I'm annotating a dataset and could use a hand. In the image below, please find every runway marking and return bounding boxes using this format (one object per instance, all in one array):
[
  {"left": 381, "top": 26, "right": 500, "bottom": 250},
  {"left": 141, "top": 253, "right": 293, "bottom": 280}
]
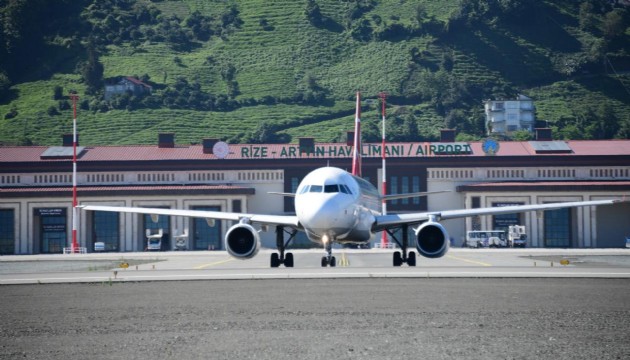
[
  {"left": 446, "top": 254, "right": 492, "bottom": 267},
  {"left": 338, "top": 253, "right": 350, "bottom": 267},
  {"left": 193, "top": 258, "right": 235, "bottom": 269}
]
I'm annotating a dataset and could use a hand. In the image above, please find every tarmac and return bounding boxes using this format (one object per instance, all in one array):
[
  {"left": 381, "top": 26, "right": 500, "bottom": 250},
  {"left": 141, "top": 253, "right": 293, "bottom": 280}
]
[
  {"left": 1, "top": 249, "right": 629, "bottom": 359},
  {"left": 1, "top": 248, "right": 630, "bottom": 284}
]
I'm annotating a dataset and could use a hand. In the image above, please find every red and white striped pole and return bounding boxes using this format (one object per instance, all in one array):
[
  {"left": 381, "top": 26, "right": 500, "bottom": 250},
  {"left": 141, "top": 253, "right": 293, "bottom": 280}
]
[
  {"left": 379, "top": 92, "right": 388, "bottom": 247},
  {"left": 351, "top": 91, "right": 362, "bottom": 177},
  {"left": 69, "top": 93, "right": 79, "bottom": 253}
]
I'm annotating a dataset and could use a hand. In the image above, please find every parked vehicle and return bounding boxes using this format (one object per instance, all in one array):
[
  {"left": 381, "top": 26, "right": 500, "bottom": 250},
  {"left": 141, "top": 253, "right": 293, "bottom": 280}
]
[
  {"left": 145, "top": 228, "right": 163, "bottom": 251},
  {"left": 509, "top": 225, "right": 527, "bottom": 247},
  {"left": 466, "top": 230, "right": 507, "bottom": 248}
]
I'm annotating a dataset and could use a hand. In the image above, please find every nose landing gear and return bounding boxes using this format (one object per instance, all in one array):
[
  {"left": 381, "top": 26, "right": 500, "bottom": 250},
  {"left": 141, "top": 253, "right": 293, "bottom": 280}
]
[{"left": 321, "top": 236, "right": 336, "bottom": 267}]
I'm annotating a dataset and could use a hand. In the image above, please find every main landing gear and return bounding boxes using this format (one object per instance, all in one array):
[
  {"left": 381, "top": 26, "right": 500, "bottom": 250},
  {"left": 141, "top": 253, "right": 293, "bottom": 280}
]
[
  {"left": 386, "top": 224, "right": 416, "bottom": 267},
  {"left": 321, "top": 240, "right": 336, "bottom": 267},
  {"left": 270, "top": 226, "right": 297, "bottom": 268}
]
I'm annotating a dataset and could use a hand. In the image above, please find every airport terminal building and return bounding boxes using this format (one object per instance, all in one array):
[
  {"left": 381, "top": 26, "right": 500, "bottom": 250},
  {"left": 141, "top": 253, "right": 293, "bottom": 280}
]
[{"left": 1, "top": 130, "right": 629, "bottom": 254}]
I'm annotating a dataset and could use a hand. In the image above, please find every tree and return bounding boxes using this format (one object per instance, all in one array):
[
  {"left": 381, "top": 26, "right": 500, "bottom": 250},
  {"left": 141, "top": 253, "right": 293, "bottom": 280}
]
[
  {"left": 603, "top": 9, "right": 625, "bottom": 39},
  {"left": 53, "top": 85, "right": 63, "bottom": 100},
  {"left": 81, "top": 43, "right": 104, "bottom": 94},
  {"left": 402, "top": 114, "right": 419, "bottom": 141},
  {"left": 578, "top": 2, "right": 596, "bottom": 31},
  {"left": 185, "top": 10, "right": 214, "bottom": 41},
  {"left": 445, "top": 109, "right": 465, "bottom": 130},
  {"left": 305, "top": 0, "right": 323, "bottom": 25},
  {"left": 594, "top": 103, "right": 618, "bottom": 139},
  {"left": 510, "top": 130, "right": 533, "bottom": 141},
  {"left": 249, "top": 122, "right": 282, "bottom": 143},
  {"left": 0, "top": 72, "right": 11, "bottom": 100}
]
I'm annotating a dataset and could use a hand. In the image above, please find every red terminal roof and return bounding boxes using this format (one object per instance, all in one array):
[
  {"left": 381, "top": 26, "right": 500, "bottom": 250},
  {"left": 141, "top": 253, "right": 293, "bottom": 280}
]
[{"left": 2, "top": 140, "right": 630, "bottom": 163}]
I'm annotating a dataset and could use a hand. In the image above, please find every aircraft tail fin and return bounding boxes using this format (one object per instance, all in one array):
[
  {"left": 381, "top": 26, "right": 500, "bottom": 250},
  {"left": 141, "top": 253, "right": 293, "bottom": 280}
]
[{"left": 351, "top": 91, "right": 362, "bottom": 177}]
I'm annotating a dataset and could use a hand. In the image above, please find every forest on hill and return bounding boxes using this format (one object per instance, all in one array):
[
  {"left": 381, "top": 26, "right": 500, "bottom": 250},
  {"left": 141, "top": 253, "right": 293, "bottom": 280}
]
[{"left": 1, "top": 0, "right": 629, "bottom": 146}]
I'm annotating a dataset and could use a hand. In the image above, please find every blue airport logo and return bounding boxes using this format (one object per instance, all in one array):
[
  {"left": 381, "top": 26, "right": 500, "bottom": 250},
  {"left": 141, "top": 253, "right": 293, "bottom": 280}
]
[{"left": 482, "top": 138, "right": 500, "bottom": 156}]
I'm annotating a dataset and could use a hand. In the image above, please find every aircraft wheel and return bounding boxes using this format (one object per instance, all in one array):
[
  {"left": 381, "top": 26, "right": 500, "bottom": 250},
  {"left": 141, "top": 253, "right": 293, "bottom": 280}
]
[
  {"left": 407, "top": 251, "right": 416, "bottom": 267},
  {"left": 393, "top": 251, "right": 403, "bottom": 267},
  {"left": 284, "top": 252, "right": 294, "bottom": 268},
  {"left": 270, "top": 253, "right": 280, "bottom": 268},
  {"left": 330, "top": 256, "right": 336, "bottom": 267},
  {"left": 321, "top": 256, "right": 328, "bottom": 267}
]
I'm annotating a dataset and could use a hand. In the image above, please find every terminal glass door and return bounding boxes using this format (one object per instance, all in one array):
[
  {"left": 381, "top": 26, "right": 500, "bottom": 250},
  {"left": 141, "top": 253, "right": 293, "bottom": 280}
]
[
  {"left": 39, "top": 208, "right": 67, "bottom": 254},
  {"left": 93, "top": 211, "right": 119, "bottom": 251},
  {"left": 192, "top": 206, "right": 221, "bottom": 250},
  {"left": 544, "top": 208, "right": 571, "bottom": 247},
  {"left": 0, "top": 209, "right": 14, "bottom": 254}
]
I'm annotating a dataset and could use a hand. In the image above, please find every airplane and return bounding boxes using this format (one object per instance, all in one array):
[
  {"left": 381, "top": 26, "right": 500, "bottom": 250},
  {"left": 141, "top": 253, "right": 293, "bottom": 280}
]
[{"left": 81, "top": 92, "right": 625, "bottom": 268}]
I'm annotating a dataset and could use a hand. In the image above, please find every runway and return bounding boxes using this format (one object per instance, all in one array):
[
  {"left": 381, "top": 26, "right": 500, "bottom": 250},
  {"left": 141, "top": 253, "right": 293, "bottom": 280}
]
[
  {"left": 2, "top": 248, "right": 630, "bottom": 284},
  {"left": 2, "top": 249, "right": 630, "bottom": 359}
]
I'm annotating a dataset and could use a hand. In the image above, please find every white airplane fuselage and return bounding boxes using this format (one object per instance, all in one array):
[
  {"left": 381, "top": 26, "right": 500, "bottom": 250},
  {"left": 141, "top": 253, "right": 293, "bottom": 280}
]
[{"left": 294, "top": 167, "right": 380, "bottom": 244}]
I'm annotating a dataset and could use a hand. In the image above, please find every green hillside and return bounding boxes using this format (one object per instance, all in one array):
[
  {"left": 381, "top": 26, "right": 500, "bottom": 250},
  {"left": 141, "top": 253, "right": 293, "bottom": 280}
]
[{"left": 1, "top": 0, "right": 629, "bottom": 146}]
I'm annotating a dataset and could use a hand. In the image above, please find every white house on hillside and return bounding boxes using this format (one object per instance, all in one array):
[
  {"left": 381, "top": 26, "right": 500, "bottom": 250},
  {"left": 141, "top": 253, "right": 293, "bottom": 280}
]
[
  {"left": 104, "top": 77, "right": 152, "bottom": 100},
  {"left": 484, "top": 95, "right": 535, "bottom": 135}
]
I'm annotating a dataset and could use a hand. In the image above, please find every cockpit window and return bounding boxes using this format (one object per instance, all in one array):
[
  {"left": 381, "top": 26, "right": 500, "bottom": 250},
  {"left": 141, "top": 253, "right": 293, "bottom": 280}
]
[{"left": 303, "top": 184, "right": 352, "bottom": 194}]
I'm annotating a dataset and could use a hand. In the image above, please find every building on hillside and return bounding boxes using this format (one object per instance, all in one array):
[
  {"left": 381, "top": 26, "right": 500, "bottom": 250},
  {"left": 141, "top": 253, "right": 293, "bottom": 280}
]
[
  {"left": 1, "top": 130, "right": 630, "bottom": 255},
  {"left": 485, "top": 94, "right": 535, "bottom": 135},
  {"left": 104, "top": 77, "right": 152, "bottom": 100}
]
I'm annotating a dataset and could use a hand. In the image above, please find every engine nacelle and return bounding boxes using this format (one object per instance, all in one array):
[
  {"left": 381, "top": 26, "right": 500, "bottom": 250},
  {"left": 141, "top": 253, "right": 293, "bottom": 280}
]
[
  {"left": 415, "top": 221, "right": 449, "bottom": 258},
  {"left": 225, "top": 223, "right": 261, "bottom": 259}
]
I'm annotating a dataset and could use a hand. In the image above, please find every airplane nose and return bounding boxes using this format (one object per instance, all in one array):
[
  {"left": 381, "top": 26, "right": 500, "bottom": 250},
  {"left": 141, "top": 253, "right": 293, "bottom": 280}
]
[{"left": 299, "top": 196, "right": 346, "bottom": 231}]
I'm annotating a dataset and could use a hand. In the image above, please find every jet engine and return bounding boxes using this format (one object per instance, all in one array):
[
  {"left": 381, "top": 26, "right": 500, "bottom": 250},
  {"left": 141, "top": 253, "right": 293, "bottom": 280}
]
[
  {"left": 225, "top": 223, "right": 261, "bottom": 259},
  {"left": 415, "top": 221, "right": 449, "bottom": 258}
]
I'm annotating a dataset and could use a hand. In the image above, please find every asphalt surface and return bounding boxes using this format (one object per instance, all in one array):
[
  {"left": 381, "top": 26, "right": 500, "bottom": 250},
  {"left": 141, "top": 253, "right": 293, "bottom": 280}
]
[
  {"left": 2, "top": 249, "right": 630, "bottom": 284},
  {"left": 1, "top": 278, "right": 629, "bottom": 360},
  {"left": 1, "top": 250, "right": 629, "bottom": 359}
]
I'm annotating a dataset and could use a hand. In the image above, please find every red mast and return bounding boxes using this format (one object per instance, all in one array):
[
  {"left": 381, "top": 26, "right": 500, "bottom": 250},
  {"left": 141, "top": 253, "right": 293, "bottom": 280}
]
[
  {"left": 69, "top": 93, "right": 79, "bottom": 253},
  {"left": 351, "top": 91, "right": 362, "bottom": 177},
  {"left": 379, "top": 92, "right": 388, "bottom": 247}
]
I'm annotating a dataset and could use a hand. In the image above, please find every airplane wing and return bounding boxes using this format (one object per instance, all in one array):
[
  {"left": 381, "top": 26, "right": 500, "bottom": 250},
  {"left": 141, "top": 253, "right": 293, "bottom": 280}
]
[
  {"left": 381, "top": 190, "right": 449, "bottom": 201},
  {"left": 268, "top": 192, "right": 296, "bottom": 197},
  {"left": 79, "top": 205, "right": 300, "bottom": 228},
  {"left": 373, "top": 198, "right": 623, "bottom": 232}
]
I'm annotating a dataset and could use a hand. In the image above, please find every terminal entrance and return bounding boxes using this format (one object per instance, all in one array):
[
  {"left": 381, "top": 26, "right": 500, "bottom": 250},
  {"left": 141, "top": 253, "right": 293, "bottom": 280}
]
[
  {"left": 36, "top": 208, "right": 67, "bottom": 254},
  {"left": 544, "top": 208, "right": 572, "bottom": 247},
  {"left": 0, "top": 209, "right": 14, "bottom": 254},
  {"left": 91, "top": 211, "right": 120, "bottom": 252},
  {"left": 143, "top": 212, "right": 170, "bottom": 251}
]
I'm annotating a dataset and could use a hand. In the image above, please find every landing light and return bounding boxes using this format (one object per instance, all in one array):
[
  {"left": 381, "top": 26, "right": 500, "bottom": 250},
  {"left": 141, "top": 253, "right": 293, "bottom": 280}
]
[{"left": 322, "top": 234, "right": 329, "bottom": 245}]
